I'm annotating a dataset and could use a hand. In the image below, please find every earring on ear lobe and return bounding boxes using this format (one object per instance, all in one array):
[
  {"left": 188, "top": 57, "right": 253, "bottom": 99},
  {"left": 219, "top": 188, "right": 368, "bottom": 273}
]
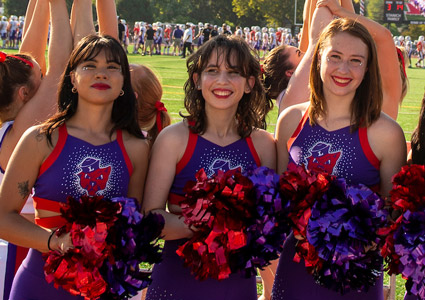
[
  {"left": 71, "top": 87, "right": 77, "bottom": 93},
  {"left": 197, "top": 85, "right": 201, "bottom": 90},
  {"left": 119, "top": 90, "right": 124, "bottom": 96}
]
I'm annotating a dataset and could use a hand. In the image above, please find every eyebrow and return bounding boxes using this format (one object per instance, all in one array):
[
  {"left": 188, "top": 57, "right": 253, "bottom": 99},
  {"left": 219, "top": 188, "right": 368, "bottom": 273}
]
[{"left": 329, "top": 50, "right": 366, "bottom": 59}]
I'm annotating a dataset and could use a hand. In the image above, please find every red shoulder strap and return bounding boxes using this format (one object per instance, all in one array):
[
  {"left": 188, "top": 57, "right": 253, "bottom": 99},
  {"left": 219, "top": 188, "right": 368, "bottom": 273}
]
[
  {"left": 38, "top": 124, "right": 67, "bottom": 177},
  {"left": 176, "top": 130, "right": 197, "bottom": 174},
  {"left": 116, "top": 130, "right": 133, "bottom": 176},
  {"left": 245, "top": 136, "right": 261, "bottom": 167},
  {"left": 359, "top": 127, "right": 380, "bottom": 170},
  {"left": 287, "top": 108, "right": 309, "bottom": 151}
]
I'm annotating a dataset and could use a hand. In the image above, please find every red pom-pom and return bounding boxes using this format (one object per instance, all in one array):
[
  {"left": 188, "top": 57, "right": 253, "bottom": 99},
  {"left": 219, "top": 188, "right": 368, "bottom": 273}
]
[{"left": 177, "top": 168, "right": 255, "bottom": 280}]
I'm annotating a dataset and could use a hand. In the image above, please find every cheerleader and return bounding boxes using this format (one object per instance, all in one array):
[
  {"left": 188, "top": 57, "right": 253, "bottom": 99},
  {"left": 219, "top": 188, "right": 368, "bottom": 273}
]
[
  {"left": 272, "top": 18, "right": 406, "bottom": 300},
  {"left": 142, "top": 34, "right": 275, "bottom": 300},
  {"left": 0, "top": 31, "right": 149, "bottom": 300},
  {"left": 0, "top": 0, "right": 72, "bottom": 297}
]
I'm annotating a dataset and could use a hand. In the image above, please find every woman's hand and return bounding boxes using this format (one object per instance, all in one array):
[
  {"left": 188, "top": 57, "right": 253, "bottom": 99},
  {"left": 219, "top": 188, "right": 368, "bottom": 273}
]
[
  {"left": 316, "top": 0, "right": 343, "bottom": 15},
  {"left": 49, "top": 231, "right": 74, "bottom": 255}
]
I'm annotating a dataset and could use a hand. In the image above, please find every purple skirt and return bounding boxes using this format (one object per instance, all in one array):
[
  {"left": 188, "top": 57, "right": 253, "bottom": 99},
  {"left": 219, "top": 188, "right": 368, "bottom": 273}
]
[
  {"left": 145, "top": 239, "right": 257, "bottom": 300},
  {"left": 271, "top": 233, "right": 384, "bottom": 300},
  {"left": 9, "top": 248, "right": 83, "bottom": 300}
]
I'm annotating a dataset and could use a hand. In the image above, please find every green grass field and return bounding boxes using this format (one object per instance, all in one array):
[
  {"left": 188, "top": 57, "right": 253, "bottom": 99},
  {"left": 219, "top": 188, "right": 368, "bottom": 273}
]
[{"left": 4, "top": 48, "right": 425, "bottom": 298}]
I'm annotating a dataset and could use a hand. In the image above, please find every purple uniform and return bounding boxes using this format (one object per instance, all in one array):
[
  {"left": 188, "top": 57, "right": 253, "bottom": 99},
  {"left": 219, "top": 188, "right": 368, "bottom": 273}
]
[
  {"left": 146, "top": 130, "right": 261, "bottom": 300},
  {"left": 272, "top": 109, "right": 383, "bottom": 300},
  {"left": 10, "top": 124, "right": 132, "bottom": 300}
]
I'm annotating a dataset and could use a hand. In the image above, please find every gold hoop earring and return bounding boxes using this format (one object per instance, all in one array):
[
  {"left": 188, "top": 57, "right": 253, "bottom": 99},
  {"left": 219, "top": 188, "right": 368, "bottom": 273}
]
[
  {"left": 71, "top": 87, "right": 77, "bottom": 93},
  {"left": 119, "top": 90, "right": 124, "bottom": 96}
]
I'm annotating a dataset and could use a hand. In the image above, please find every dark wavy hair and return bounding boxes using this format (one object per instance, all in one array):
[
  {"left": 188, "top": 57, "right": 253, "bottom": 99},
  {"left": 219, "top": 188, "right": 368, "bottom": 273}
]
[
  {"left": 309, "top": 18, "right": 382, "bottom": 132},
  {"left": 411, "top": 91, "right": 425, "bottom": 164},
  {"left": 0, "top": 53, "right": 35, "bottom": 111},
  {"left": 263, "top": 45, "right": 294, "bottom": 100},
  {"left": 182, "top": 35, "right": 273, "bottom": 138},
  {"left": 42, "top": 35, "right": 143, "bottom": 144}
]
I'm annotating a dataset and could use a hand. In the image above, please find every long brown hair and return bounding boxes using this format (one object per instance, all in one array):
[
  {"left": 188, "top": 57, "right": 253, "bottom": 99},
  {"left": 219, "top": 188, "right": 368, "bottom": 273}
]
[
  {"left": 183, "top": 35, "right": 272, "bottom": 138},
  {"left": 309, "top": 18, "right": 382, "bottom": 131},
  {"left": 130, "top": 64, "right": 171, "bottom": 144},
  {"left": 0, "top": 53, "right": 35, "bottom": 111},
  {"left": 42, "top": 35, "right": 143, "bottom": 144},
  {"left": 263, "top": 45, "right": 293, "bottom": 100},
  {"left": 411, "top": 91, "right": 425, "bottom": 164}
]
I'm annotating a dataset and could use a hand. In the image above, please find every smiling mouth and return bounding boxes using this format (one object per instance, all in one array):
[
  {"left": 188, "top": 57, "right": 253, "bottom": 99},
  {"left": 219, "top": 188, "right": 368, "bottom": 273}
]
[
  {"left": 213, "top": 90, "right": 232, "bottom": 97},
  {"left": 332, "top": 76, "right": 351, "bottom": 86}
]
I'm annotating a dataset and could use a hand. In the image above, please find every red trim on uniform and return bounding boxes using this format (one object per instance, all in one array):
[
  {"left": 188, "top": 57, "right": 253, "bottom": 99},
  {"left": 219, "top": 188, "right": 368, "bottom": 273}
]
[
  {"left": 359, "top": 127, "right": 380, "bottom": 170},
  {"left": 245, "top": 136, "right": 261, "bottom": 167},
  {"left": 33, "top": 196, "right": 62, "bottom": 213},
  {"left": 14, "top": 246, "right": 29, "bottom": 273},
  {"left": 116, "top": 130, "right": 133, "bottom": 176},
  {"left": 287, "top": 109, "right": 310, "bottom": 151},
  {"left": 176, "top": 131, "right": 198, "bottom": 175},
  {"left": 168, "top": 193, "right": 185, "bottom": 206},
  {"left": 35, "top": 215, "right": 66, "bottom": 229},
  {"left": 38, "top": 124, "right": 67, "bottom": 177}
]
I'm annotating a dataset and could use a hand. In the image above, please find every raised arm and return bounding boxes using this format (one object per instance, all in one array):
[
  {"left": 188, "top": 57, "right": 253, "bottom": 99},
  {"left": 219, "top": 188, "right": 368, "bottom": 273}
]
[
  {"left": 70, "top": 0, "right": 95, "bottom": 47},
  {"left": 19, "top": 0, "right": 50, "bottom": 75},
  {"left": 299, "top": 0, "right": 319, "bottom": 52},
  {"left": 279, "top": 6, "right": 333, "bottom": 114},
  {"left": 317, "top": 0, "right": 402, "bottom": 119},
  {"left": 8, "top": 0, "right": 72, "bottom": 165},
  {"left": 96, "top": 0, "right": 119, "bottom": 40}
]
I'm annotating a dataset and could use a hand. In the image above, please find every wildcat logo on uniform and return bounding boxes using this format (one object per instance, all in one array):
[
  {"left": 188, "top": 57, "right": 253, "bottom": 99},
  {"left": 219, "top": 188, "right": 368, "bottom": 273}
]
[
  {"left": 306, "top": 142, "right": 341, "bottom": 174},
  {"left": 208, "top": 159, "right": 242, "bottom": 176},
  {"left": 77, "top": 157, "right": 112, "bottom": 196}
]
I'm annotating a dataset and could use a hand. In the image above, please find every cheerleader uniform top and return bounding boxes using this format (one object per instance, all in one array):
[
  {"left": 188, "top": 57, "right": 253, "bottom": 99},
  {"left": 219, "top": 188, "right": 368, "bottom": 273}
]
[
  {"left": 168, "top": 130, "right": 261, "bottom": 205},
  {"left": 32, "top": 124, "right": 133, "bottom": 229},
  {"left": 0, "top": 121, "right": 34, "bottom": 215},
  {"left": 0, "top": 121, "right": 13, "bottom": 181},
  {"left": 287, "top": 109, "right": 380, "bottom": 188}
]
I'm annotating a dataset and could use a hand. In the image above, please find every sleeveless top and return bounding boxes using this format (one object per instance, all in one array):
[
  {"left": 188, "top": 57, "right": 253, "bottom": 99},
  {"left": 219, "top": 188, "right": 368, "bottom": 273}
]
[
  {"left": 0, "top": 121, "right": 34, "bottom": 214},
  {"left": 287, "top": 109, "right": 380, "bottom": 188},
  {"left": 0, "top": 121, "right": 13, "bottom": 177},
  {"left": 33, "top": 124, "right": 133, "bottom": 228},
  {"left": 168, "top": 131, "right": 261, "bottom": 205}
]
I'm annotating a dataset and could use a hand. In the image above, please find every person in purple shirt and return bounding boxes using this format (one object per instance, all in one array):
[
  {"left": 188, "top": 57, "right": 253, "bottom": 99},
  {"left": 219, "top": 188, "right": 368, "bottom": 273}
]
[
  {"left": 273, "top": 18, "right": 406, "bottom": 300},
  {"left": 142, "top": 34, "right": 275, "bottom": 300}
]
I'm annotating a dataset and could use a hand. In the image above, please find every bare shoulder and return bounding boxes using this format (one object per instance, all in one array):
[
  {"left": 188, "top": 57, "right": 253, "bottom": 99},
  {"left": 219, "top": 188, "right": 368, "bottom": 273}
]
[
  {"left": 276, "top": 102, "right": 309, "bottom": 139},
  {"left": 368, "top": 112, "right": 406, "bottom": 160},
  {"left": 152, "top": 121, "right": 190, "bottom": 154},
  {"left": 368, "top": 112, "right": 404, "bottom": 142},
  {"left": 15, "top": 125, "right": 54, "bottom": 160},
  {"left": 121, "top": 131, "right": 150, "bottom": 153},
  {"left": 251, "top": 128, "right": 276, "bottom": 169},
  {"left": 250, "top": 128, "right": 274, "bottom": 145}
]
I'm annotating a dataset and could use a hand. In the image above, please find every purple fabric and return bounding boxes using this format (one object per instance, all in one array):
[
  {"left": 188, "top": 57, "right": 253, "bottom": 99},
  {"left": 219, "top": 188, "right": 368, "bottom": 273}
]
[
  {"left": 170, "top": 135, "right": 258, "bottom": 195},
  {"left": 9, "top": 249, "right": 83, "bottom": 300},
  {"left": 12, "top": 127, "right": 132, "bottom": 299},
  {"left": 272, "top": 119, "right": 384, "bottom": 299},
  {"left": 33, "top": 129, "right": 130, "bottom": 203},
  {"left": 271, "top": 234, "right": 384, "bottom": 300},
  {"left": 145, "top": 239, "right": 257, "bottom": 300},
  {"left": 288, "top": 120, "right": 380, "bottom": 187}
]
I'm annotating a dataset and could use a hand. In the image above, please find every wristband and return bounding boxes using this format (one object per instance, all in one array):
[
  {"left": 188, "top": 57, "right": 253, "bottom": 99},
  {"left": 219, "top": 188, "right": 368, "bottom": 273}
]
[{"left": 47, "top": 229, "right": 57, "bottom": 251}]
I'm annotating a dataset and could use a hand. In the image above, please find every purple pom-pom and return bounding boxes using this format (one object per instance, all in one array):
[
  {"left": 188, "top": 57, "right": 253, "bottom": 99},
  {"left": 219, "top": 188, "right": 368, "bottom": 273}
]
[
  {"left": 307, "top": 178, "right": 387, "bottom": 294},
  {"left": 100, "top": 197, "right": 164, "bottom": 299},
  {"left": 238, "top": 166, "right": 291, "bottom": 277}
]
